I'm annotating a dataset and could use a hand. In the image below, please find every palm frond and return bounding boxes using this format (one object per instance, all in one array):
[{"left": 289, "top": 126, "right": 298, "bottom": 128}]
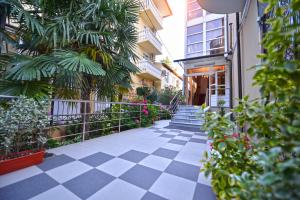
[
  {"left": 54, "top": 50, "right": 106, "bottom": 76},
  {"left": 0, "top": 79, "right": 52, "bottom": 100},
  {"left": 4, "top": 0, "right": 45, "bottom": 35},
  {"left": 5, "top": 54, "right": 57, "bottom": 80}
]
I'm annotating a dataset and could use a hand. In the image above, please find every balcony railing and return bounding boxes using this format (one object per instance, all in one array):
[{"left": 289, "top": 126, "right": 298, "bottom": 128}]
[
  {"left": 138, "top": 59, "right": 162, "bottom": 80},
  {"left": 140, "top": 0, "right": 163, "bottom": 29},
  {"left": 138, "top": 28, "right": 162, "bottom": 54}
]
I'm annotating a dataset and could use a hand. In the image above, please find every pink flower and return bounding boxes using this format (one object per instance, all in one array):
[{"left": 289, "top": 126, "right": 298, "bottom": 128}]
[
  {"left": 209, "top": 142, "right": 213, "bottom": 150},
  {"left": 143, "top": 100, "right": 147, "bottom": 103},
  {"left": 144, "top": 110, "right": 149, "bottom": 115},
  {"left": 143, "top": 105, "right": 147, "bottom": 109},
  {"left": 232, "top": 133, "right": 240, "bottom": 138}
]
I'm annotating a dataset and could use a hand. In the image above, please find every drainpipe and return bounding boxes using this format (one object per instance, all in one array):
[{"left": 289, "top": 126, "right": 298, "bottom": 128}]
[
  {"left": 236, "top": 12, "right": 243, "bottom": 100},
  {"left": 228, "top": 22, "right": 233, "bottom": 109}
]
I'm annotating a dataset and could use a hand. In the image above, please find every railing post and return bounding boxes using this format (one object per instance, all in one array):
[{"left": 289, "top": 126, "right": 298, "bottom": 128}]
[
  {"left": 119, "top": 104, "right": 121, "bottom": 133},
  {"left": 139, "top": 104, "right": 142, "bottom": 127},
  {"left": 82, "top": 101, "right": 86, "bottom": 142}
]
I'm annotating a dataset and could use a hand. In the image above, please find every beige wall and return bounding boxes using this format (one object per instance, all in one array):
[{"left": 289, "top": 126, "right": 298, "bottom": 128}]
[
  {"left": 229, "top": 0, "right": 261, "bottom": 106},
  {"left": 129, "top": 1, "right": 172, "bottom": 99}
]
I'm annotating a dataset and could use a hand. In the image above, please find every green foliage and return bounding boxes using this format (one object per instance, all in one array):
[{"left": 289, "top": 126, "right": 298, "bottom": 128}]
[
  {"left": 202, "top": 111, "right": 260, "bottom": 199},
  {"left": 146, "top": 89, "right": 158, "bottom": 103},
  {"left": 201, "top": 1, "right": 300, "bottom": 199},
  {"left": 136, "top": 87, "right": 151, "bottom": 98},
  {"left": 158, "top": 86, "right": 182, "bottom": 105},
  {"left": 0, "top": 96, "right": 49, "bottom": 155},
  {"left": 217, "top": 99, "right": 226, "bottom": 116},
  {"left": 0, "top": 0, "right": 140, "bottom": 99}
]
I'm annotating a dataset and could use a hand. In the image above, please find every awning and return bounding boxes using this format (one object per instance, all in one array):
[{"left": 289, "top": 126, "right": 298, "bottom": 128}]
[{"left": 197, "top": 0, "right": 246, "bottom": 14}]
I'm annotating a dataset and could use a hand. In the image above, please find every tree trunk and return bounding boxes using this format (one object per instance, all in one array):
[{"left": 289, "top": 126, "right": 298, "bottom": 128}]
[{"left": 0, "top": 4, "right": 8, "bottom": 53}]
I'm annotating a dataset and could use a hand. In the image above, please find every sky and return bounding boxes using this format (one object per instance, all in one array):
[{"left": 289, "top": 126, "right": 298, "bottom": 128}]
[{"left": 157, "top": 0, "right": 185, "bottom": 64}]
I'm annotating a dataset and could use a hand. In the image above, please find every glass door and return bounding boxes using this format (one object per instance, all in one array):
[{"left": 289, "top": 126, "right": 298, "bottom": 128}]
[{"left": 209, "top": 70, "right": 226, "bottom": 106}]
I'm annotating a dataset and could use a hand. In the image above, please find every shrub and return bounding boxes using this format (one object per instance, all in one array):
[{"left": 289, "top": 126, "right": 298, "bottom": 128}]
[
  {"left": 0, "top": 96, "right": 49, "bottom": 156},
  {"left": 158, "top": 86, "right": 182, "bottom": 105},
  {"left": 136, "top": 87, "right": 151, "bottom": 98},
  {"left": 201, "top": 1, "right": 300, "bottom": 199}
]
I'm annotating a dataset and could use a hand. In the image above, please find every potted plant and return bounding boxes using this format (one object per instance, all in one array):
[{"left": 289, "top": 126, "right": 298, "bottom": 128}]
[{"left": 0, "top": 96, "right": 49, "bottom": 175}]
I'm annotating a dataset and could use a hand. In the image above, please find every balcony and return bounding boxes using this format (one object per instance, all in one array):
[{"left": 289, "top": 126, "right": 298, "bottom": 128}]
[
  {"left": 140, "top": 0, "right": 163, "bottom": 30},
  {"left": 138, "top": 59, "right": 162, "bottom": 80},
  {"left": 138, "top": 28, "right": 162, "bottom": 55}
]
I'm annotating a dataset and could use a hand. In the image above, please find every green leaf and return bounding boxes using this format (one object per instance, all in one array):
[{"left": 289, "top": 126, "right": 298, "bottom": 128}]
[
  {"left": 54, "top": 50, "right": 106, "bottom": 76},
  {"left": 218, "top": 142, "right": 227, "bottom": 151}
]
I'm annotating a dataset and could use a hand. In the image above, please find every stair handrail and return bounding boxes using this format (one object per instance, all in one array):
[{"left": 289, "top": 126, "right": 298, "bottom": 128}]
[{"left": 169, "top": 91, "right": 181, "bottom": 115}]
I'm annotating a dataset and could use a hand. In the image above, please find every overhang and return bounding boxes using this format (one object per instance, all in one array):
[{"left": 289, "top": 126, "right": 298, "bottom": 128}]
[
  {"left": 153, "top": 0, "right": 172, "bottom": 17},
  {"left": 197, "top": 0, "right": 246, "bottom": 14}
]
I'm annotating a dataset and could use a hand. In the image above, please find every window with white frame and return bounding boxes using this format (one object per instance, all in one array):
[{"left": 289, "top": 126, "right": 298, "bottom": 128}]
[
  {"left": 187, "top": 0, "right": 202, "bottom": 20},
  {"left": 186, "top": 24, "right": 204, "bottom": 56},
  {"left": 206, "top": 18, "right": 225, "bottom": 55}
]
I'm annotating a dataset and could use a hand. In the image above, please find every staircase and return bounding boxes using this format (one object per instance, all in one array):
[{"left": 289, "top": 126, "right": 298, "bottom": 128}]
[{"left": 169, "top": 105, "right": 209, "bottom": 132}]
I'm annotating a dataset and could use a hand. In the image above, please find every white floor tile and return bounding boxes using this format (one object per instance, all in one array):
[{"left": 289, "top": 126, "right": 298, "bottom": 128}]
[
  {"left": 87, "top": 179, "right": 146, "bottom": 200},
  {"left": 149, "top": 173, "right": 196, "bottom": 200},
  {"left": 46, "top": 161, "right": 92, "bottom": 183},
  {"left": 96, "top": 158, "right": 135, "bottom": 177}
]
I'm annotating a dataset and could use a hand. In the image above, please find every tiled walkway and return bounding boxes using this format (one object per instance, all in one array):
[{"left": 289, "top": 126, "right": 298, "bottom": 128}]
[{"left": 0, "top": 120, "right": 215, "bottom": 200}]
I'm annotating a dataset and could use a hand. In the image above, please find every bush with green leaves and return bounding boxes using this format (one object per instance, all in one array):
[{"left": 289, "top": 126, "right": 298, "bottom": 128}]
[
  {"left": 0, "top": 96, "right": 49, "bottom": 156},
  {"left": 201, "top": 0, "right": 300, "bottom": 199},
  {"left": 158, "top": 86, "right": 182, "bottom": 105},
  {"left": 136, "top": 87, "right": 151, "bottom": 98},
  {"left": 202, "top": 109, "right": 260, "bottom": 199}
]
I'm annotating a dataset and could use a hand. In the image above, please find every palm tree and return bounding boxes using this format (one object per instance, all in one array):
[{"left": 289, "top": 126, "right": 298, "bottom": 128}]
[{"left": 0, "top": 0, "right": 140, "bottom": 100}]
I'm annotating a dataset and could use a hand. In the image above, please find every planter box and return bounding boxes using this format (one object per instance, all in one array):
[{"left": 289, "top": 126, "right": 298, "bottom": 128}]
[{"left": 0, "top": 149, "right": 45, "bottom": 175}]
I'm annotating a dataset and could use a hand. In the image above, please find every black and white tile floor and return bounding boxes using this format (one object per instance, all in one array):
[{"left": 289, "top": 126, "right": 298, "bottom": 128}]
[{"left": 0, "top": 120, "right": 215, "bottom": 200}]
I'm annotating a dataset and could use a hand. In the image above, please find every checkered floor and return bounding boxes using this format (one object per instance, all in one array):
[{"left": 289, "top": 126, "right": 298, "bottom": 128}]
[{"left": 0, "top": 120, "right": 215, "bottom": 200}]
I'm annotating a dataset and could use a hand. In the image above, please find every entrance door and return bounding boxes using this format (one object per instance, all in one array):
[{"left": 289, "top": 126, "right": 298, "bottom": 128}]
[{"left": 209, "top": 70, "right": 227, "bottom": 107}]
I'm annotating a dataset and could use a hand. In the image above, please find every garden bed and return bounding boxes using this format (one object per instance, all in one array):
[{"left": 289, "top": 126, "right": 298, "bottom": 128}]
[{"left": 0, "top": 149, "right": 45, "bottom": 175}]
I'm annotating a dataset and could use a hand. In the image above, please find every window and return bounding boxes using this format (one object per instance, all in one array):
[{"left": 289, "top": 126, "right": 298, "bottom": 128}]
[
  {"left": 205, "top": 18, "right": 225, "bottom": 55},
  {"left": 206, "top": 29, "right": 224, "bottom": 40},
  {"left": 187, "top": 0, "right": 202, "bottom": 20},
  {"left": 206, "top": 19, "right": 224, "bottom": 31},
  {"left": 187, "top": 24, "right": 203, "bottom": 35},
  {"left": 186, "top": 23, "right": 204, "bottom": 55},
  {"left": 188, "top": 9, "right": 203, "bottom": 20},
  {"left": 187, "top": 33, "right": 203, "bottom": 44},
  {"left": 217, "top": 71, "right": 225, "bottom": 95},
  {"left": 187, "top": 43, "right": 203, "bottom": 54},
  {"left": 188, "top": 1, "right": 200, "bottom": 11}
]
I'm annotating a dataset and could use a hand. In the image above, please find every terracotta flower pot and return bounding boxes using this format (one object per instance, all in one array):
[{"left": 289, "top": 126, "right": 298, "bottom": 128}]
[{"left": 0, "top": 149, "right": 45, "bottom": 175}]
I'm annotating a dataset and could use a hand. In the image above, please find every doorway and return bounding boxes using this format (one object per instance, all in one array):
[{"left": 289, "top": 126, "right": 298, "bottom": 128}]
[{"left": 192, "top": 75, "right": 209, "bottom": 105}]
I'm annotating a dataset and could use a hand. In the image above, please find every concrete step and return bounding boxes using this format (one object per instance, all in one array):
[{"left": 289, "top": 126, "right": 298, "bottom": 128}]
[
  {"left": 169, "top": 122, "right": 204, "bottom": 132},
  {"left": 173, "top": 113, "right": 204, "bottom": 118},
  {"left": 177, "top": 108, "right": 202, "bottom": 112},
  {"left": 171, "top": 119, "right": 204, "bottom": 125},
  {"left": 173, "top": 115, "right": 200, "bottom": 120}
]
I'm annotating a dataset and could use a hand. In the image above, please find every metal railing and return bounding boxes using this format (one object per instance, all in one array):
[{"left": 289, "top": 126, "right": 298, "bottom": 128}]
[
  {"left": 169, "top": 91, "right": 182, "bottom": 115},
  {"left": 0, "top": 96, "right": 171, "bottom": 152},
  {"left": 138, "top": 59, "right": 162, "bottom": 79},
  {"left": 138, "top": 28, "right": 162, "bottom": 52}
]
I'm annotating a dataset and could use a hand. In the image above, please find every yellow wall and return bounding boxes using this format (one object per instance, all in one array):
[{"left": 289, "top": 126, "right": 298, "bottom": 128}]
[{"left": 229, "top": 0, "right": 261, "bottom": 106}]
